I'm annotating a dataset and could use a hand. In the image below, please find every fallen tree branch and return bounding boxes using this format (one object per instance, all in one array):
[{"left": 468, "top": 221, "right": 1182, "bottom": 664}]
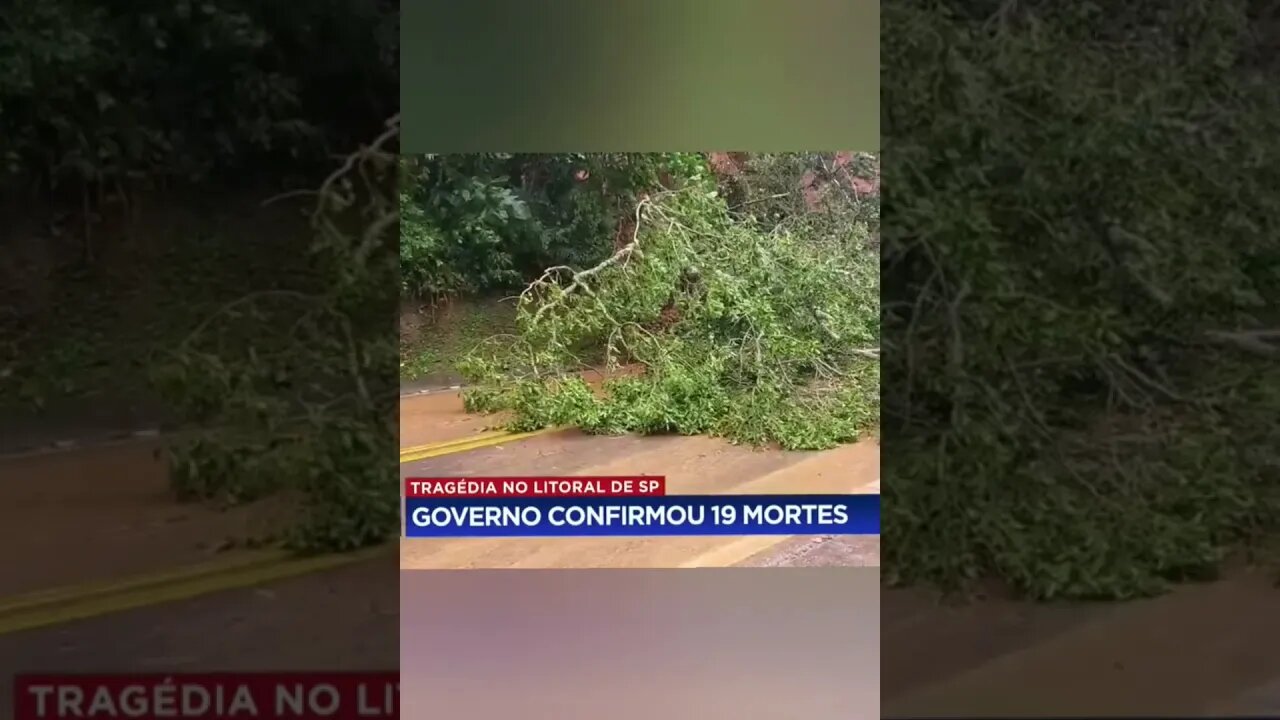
[
  {"left": 525, "top": 197, "right": 652, "bottom": 324},
  {"left": 1205, "top": 329, "right": 1280, "bottom": 358}
]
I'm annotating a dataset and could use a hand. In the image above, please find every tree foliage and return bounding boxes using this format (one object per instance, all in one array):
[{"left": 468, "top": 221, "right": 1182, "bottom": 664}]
[
  {"left": 455, "top": 156, "right": 881, "bottom": 451},
  {"left": 883, "top": 0, "right": 1280, "bottom": 599},
  {"left": 1, "top": 0, "right": 397, "bottom": 190},
  {"left": 151, "top": 119, "right": 400, "bottom": 552},
  {"left": 399, "top": 153, "right": 711, "bottom": 299},
  {"left": 2, "top": 3, "right": 399, "bottom": 551}
]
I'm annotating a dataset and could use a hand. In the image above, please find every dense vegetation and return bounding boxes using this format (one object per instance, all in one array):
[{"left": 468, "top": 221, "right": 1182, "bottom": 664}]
[
  {"left": 401, "top": 152, "right": 882, "bottom": 451},
  {"left": 2, "top": 2, "right": 400, "bottom": 552},
  {"left": 1, "top": 0, "right": 396, "bottom": 191},
  {"left": 156, "top": 122, "right": 399, "bottom": 551},
  {"left": 2, "top": 1, "right": 397, "bottom": 401},
  {"left": 882, "top": 0, "right": 1280, "bottom": 598},
  {"left": 399, "top": 153, "right": 707, "bottom": 300}
]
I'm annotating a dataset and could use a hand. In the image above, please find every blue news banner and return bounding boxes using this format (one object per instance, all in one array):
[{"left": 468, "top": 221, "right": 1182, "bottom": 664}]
[{"left": 403, "top": 494, "right": 880, "bottom": 538}]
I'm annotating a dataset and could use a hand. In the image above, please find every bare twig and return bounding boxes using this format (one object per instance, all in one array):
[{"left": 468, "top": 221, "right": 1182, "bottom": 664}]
[
  {"left": 525, "top": 196, "right": 652, "bottom": 323},
  {"left": 728, "top": 192, "right": 792, "bottom": 210},
  {"left": 179, "top": 290, "right": 316, "bottom": 349},
  {"left": 1205, "top": 329, "right": 1280, "bottom": 358},
  {"left": 260, "top": 189, "right": 318, "bottom": 207}
]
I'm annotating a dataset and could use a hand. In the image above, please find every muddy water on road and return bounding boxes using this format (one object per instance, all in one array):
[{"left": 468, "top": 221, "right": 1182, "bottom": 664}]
[
  {"left": 0, "top": 440, "right": 291, "bottom": 597},
  {"left": 398, "top": 368, "right": 644, "bottom": 448},
  {"left": 399, "top": 390, "right": 505, "bottom": 448},
  {"left": 883, "top": 567, "right": 1280, "bottom": 717}
]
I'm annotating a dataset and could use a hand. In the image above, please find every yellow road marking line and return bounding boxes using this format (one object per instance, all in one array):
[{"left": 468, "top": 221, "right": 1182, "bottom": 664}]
[
  {"left": 399, "top": 427, "right": 560, "bottom": 464},
  {"left": 0, "top": 545, "right": 390, "bottom": 636},
  {"left": 400, "top": 430, "right": 507, "bottom": 458}
]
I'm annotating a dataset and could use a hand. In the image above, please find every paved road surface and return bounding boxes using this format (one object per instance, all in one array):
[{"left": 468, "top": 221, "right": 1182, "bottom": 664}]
[
  {"left": 0, "top": 556, "right": 397, "bottom": 710},
  {"left": 0, "top": 396, "right": 169, "bottom": 456},
  {"left": 1217, "top": 675, "right": 1280, "bottom": 716},
  {"left": 882, "top": 567, "right": 1280, "bottom": 717},
  {"left": 400, "top": 388, "right": 500, "bottom": 448},
  {"left": 0, "top": 436, "right": 394, "bottom": 711},
  {"left": 738, "top": 535, "right": 880, "bottom": 567},
  {"left": 0, "top": 439, "right": 292, "bottom": 597}
]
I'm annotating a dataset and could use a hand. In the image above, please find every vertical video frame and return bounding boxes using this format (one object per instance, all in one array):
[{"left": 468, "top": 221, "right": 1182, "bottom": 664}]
[
  {"left": 398, "top": 152, "right": 882, "bottom": 719},
  {"left": 398, "top": 152, "right": 881, "bottom": 570}
]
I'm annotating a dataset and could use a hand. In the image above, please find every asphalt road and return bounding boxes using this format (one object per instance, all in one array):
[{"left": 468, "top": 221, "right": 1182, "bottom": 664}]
[
  {"left": 0, "top": 438, "right": 293, "bottom": 597},
  {"left": 882, "top": 567, "right": 1280, "bottom": 717},
  {"left": 0, "top": 556, "right": 397, "bottom": 711}
]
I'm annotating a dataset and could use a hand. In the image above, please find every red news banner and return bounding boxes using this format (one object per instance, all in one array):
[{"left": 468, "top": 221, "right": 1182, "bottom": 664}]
[
  {"left": 14, "top": 673, "right": 397, "bottom": 720},
  {"left": 404, "top": 475, "right": 666, "bottom": 498}
]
